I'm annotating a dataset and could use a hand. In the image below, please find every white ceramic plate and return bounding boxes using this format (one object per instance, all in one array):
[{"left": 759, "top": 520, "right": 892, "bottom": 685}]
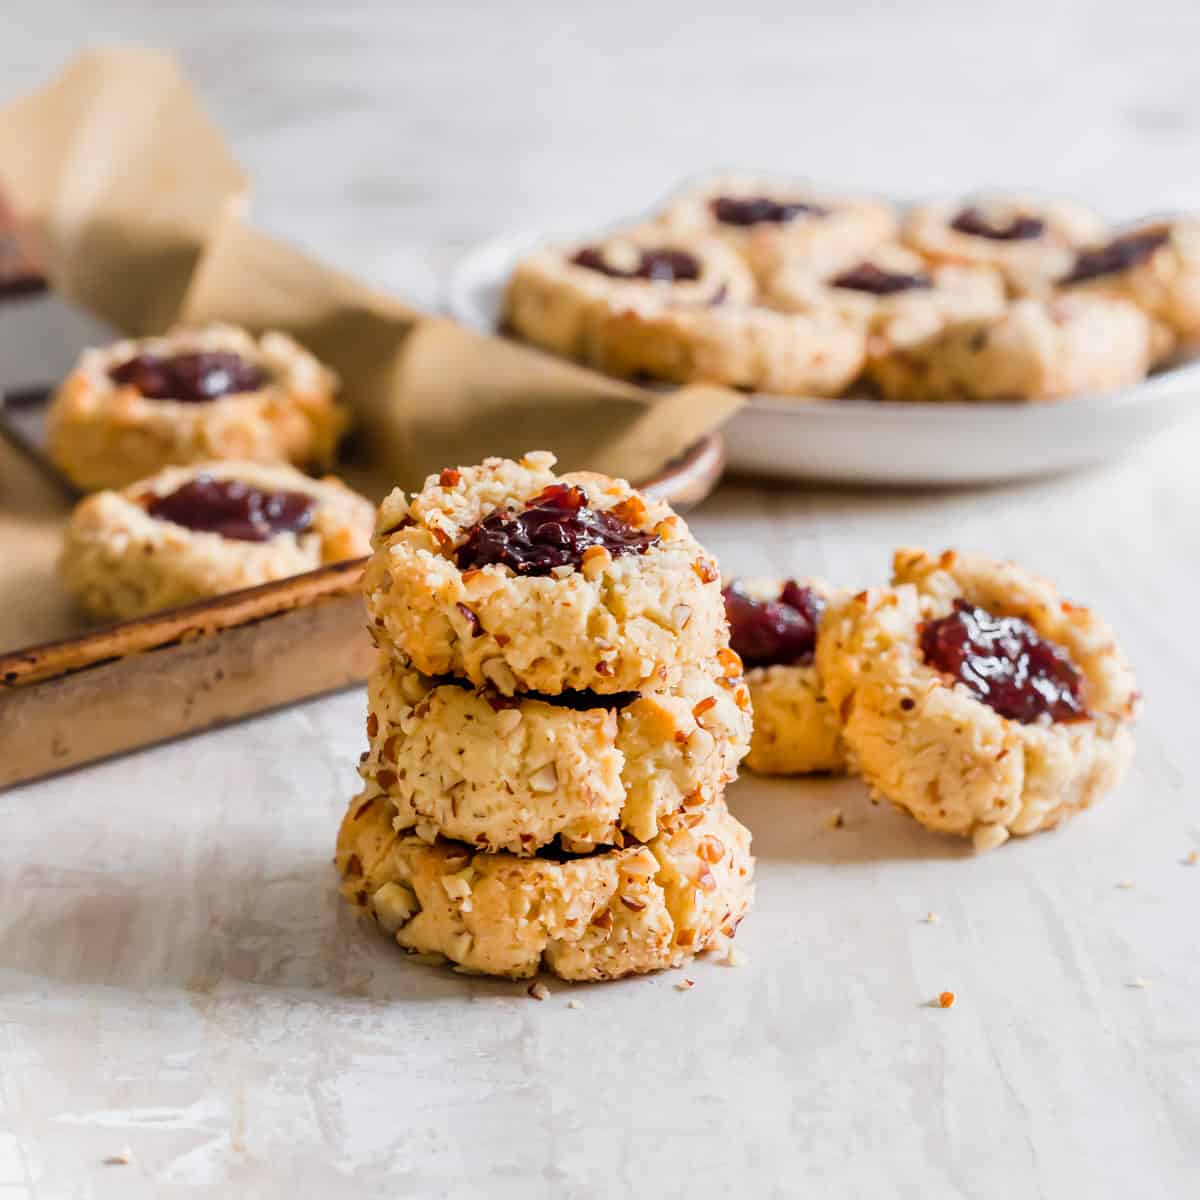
[{"left": 447, "top": 229, "right": 1200, "bottom": 485}]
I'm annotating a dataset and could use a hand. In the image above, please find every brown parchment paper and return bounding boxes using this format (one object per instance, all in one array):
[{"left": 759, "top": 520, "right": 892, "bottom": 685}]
[
  {"left": 0, "top": 49, "right": 248, "bottom": 333},
  {"left": 0, "top": 49, "right": 743, "bottom": 657}
]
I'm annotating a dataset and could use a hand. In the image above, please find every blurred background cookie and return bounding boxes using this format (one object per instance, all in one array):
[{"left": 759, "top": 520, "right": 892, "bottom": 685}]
[
  {"left": 903, "top": 192, "right": 1106, "bottom": 295},
  {"left": 47, "top": 324, "right": 346, "bottom": 490},
  {"left": 657, "top": 173, "right": 897, "bottom": 281},
  {"left": 60, "top": 461, "right": 373, "bottom": 621}
]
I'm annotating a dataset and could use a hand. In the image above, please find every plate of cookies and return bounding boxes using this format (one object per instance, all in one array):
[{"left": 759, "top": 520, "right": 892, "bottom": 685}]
[{"left": 448, "top": 175, "right": 1200, "bottom": 485}]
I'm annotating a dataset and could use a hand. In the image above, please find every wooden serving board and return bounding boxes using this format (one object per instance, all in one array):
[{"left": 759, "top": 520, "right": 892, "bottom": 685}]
[{"left": 0, "top": 434, "right": 723, "bottom": 790}]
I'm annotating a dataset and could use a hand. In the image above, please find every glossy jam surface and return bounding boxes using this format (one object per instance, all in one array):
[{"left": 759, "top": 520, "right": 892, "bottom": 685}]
[
  {"left": 147, "top": 476, "right": 316, "bottom": 543},
  {"left": 723, "top": 580, "right": 825, "bottom": 667},
  {"left": 454, "top": 484, "right": 658, "bottom": 576},
  {"left": 109, "top": 351, "right": 268, "bottom": 402},
  {"left": 831, "top": 262, "right": 933, "bottom": 295},
  {"left": 570, "top": 246, "right": 701, "bottom": 282},
  {"left": 710, "top": 196, "right": 826, "bottom": 226},
  {"left": 950, "top": 207, "right": 1046, "bottom": 241},
  {"left": 1062, "top": 227, "right": 1171, "bottom": 284},
  {"left": 919, "top": 599, "right": 1087, "bottom": 724}
]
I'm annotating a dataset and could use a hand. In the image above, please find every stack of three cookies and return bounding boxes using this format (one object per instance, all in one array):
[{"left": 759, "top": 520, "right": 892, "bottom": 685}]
[{"left": 336, "top": 452, "right": 755, "bottom": 981}]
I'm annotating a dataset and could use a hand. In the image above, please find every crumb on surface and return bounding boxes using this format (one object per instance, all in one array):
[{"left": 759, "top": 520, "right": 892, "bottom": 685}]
[
  {"left": 1116, "top": 880, "right": 1135, "bottom": 890},
  {"left": 1128, "top": 976, "right": 1149, "bottom": 989},
  {"left": 938, "top": 990, "right": 956, "bottom": 1009},
  {"left": 724, "top": 946, "right": 747, "bottom": 968},
  {"left": 923, "top": 911, "right": 939, "bottom": 924},
  {"left": 104, "top": 1146, "right": 134, "bottom": 1166},
  {"left": 527, "top": 981, "right": 549, "bottom": 1001},
  {"left": 1184, "top": 850, "right": 1198, "bottom": 866},
  {"left": 567, "top": 997, "right": 584, "bottom": 1010},
  {"left": 676, "top": 978, "right": 695, "bottom": 991},
  {"left": 826, "top": 808, "right": 845, "bottom": 830}
]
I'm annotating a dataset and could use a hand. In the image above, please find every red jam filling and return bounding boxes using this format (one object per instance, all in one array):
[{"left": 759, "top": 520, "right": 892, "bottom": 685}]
[
  {"left": 950, "top": 208, "right": 1046, "bottom": 241},
  {"left": 723, "top": 580, "right": 825, "bottom": 667},
  {"left": 919, "top": 599, "right": 1088, "bottom": 724},
  {"left": 710, "top": 196, "right": 827, "bottom": 226},
  {"left": 570, "top": 246, "right": 701, "bottom": 282},
  {"left": 109, "top": 351, "right": 268, "bottom": 402},
  {"left": 831, "top": 262, "right": 934, "bottom": 295},
  {"left": 454, "top": 484, "right": 658, "bottom": 576},
  {"left": 1061, "top": 227, "right": 1171, "bottom": 284},
  {"left": 147, "top": 476, "right": 315, "bottom": 543}
]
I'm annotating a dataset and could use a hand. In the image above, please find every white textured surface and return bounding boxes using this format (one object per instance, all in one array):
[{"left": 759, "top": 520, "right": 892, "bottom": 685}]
[{"left": 3, "top": 4, "right": 1200, "bottom": 1197}]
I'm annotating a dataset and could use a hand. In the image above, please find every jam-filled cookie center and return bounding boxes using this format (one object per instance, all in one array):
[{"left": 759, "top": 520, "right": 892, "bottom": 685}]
[
  {"left": 950, "top": 208, "right": 1046, "bottom": 242},
  {"left": 831, "top": 262, "right": 934, "bottom": 295},
  {"left": 109, "top": 351, "right": 269, "bottom": 402},
  {"left": 1062, "top": 226, "right": 1171, "bottom": 284},
  {"left": 147, "top": 476, "right": 316, "bottom": 543},
  {"left": 919, "top": 599, "right": 1087, "bottom": 724},
  {"left": 723, "top": 580, "right": 825, "bottom": 667},
  {"left": 570, "top": 246, "right": 701, "bottom": 282},
  {"left": 710, "top": 196, "right": 827, "bottom": 227},
  {"left": 454, "top": 483, "right": 659, "bottom": 576}
]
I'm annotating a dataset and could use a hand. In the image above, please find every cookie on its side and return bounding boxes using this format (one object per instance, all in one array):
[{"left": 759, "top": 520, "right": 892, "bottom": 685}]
[
  {"left": 817, "top": 548, "right": 1139, "bottom": 850},
  {"left": 60, "top": 461, "right": 374, "bottom": 621},
  {"left": 903, "top": 193, "right": 1106, "bottom": 295},
  {"left": 724, "top": 578, "right": 847, "bottom": 776},
  {"left": 337, "top": 791, "right": 754, "bottom": 981},
  {"left": 869, "top": 294, "right": 1152, "bottom": 402},
  {"left": 360, "top": 652, "right": 752, "bottom": 855},
  {"left": 363, "top": 452, "right": 727, "bottom": 696},
  {"left": 657, "top": 174, "right": 897, "bottom": 281},
  {"left": 47, "top": 324, "right": 347, "bottom": 492}
]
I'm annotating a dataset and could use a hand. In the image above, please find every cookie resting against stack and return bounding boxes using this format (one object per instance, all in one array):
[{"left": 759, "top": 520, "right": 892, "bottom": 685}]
[{"left": 337, "top": 452, "right": 755, "bottom": 981}]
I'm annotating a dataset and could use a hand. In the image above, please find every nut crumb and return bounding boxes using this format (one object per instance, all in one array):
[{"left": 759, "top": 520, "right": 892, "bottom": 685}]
[
  {"left": 938, "top": 991, "right": 956, "bottom": 1009},
  {"left": 528, "top": 981, "right": 550, "bottom": 1001},
  {"left": 724, "top": 946, "right": 748, "bottom": 968},
  {"left": 1184, "top": 851, "right": 1199, "bottom": 866},
  {"left": 676, "top": 978, "right": 695, "bottom": 991},
  {"left": 923, "top": 911, "right": 939, "bottom": 924},
  {"left": 826, "top": 808, "right": 844, "bottom": 830},
  {"left": 567, "top": 997, "right": 584, "bottom": 1010},
  {"left": 1116, "top": 880, "right": 1135, "bottom": 890},
  {"left": 104, "top": 1146, "right": 134, "bottom": 1166},
  {"left": 1128, "top": 976, "right": 1149, "bottom": 989}
]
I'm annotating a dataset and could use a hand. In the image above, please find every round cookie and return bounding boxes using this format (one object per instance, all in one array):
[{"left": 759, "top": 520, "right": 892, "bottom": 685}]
[
  {"left": 586, "top": 300, "right": 866, "bottom": 397},
  {"left": 502, "top": 225, "right": 754, "bottom": 362},
  {"left": 817, "top": 548, "right": 1139, "bottom": 851},
  {"left": 656, "top": 174, "right": 897, "bottom": 281},
  {"left": 363, "top": 451, "right": 727, "bottom": 696},
  {"left": 336, "top": 791, "right": 755, "bottom": 981},
  {"left": 903, "top": 193, "right": 1107, "bottom": 295},
  {"left": 60, "top": 460, "right": 374, "bottom": 621},
  {"left": 762, "top": 242, "right": 1006, "bottom": 362},
  {"left": 724, "top": 578, "right": 847, "bottom": 776},
  {"left": 360, "top": 651, "right": 751, "bottom": 855},
  {"left": 1059, "top": 219, "right": 1200, "bottom": 357},
  {"left": 869, "top": 294, "right": 1152, "bottom": 402},
  {"left": 47, "top": 324, "right": 347, "bottom": 491}
]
